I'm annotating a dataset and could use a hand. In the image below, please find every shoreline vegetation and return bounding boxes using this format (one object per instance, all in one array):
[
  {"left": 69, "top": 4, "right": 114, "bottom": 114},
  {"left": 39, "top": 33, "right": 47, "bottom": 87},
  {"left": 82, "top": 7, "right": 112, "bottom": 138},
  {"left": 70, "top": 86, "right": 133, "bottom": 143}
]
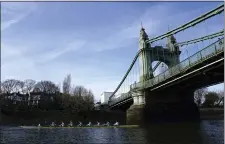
[
  {"left": 0, "top": 107, "right": 223, "bottom": 126},
  {"left": 0, "top": 77, "right": 224, "bottom": 126},
  {"left": 200, "top": 108, "right": 224, "bottom": 120}
]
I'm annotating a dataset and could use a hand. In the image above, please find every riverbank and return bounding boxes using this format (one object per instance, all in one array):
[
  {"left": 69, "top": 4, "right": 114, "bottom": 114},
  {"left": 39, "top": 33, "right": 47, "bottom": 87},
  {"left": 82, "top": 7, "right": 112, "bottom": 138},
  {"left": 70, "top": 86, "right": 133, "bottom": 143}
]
[
  {"left": 200, "top": 108, "right": 224, "bottom": 120},
  {"left": 0, "top": 108, "right": 127, "bottom": 125},
  {"left": 0, "top": 108, "right": 223, "bottom": 125}
]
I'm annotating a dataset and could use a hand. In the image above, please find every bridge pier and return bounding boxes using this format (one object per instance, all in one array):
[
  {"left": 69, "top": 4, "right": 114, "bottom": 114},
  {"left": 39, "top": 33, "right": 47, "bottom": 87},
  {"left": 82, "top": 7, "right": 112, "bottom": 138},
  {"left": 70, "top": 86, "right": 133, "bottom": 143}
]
[
  {"left": 126, "top": 91, "right": 145, "bottom": 125},
  {"left": 126, "top": 87, "right": 200, "bottom": 125},
  {"left": 126, "top": 104, "right": 145, "bottom": 125},
  {"left": 139, "top": 95, "right": 145, "bottom": 105}
]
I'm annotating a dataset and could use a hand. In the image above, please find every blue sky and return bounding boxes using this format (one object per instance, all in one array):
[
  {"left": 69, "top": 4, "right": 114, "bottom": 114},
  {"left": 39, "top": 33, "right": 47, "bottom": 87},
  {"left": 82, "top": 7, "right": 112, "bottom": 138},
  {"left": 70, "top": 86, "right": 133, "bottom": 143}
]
[{"left": 1, "top": 2, "right": 224, "bottom": 101}]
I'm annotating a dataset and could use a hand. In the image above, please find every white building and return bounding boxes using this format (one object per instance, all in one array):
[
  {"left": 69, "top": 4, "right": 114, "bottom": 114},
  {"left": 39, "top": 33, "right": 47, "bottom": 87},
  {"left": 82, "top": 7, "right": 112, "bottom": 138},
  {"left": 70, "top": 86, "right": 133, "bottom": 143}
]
[{"left": 100, "top": 92, "right": 113, "bottom": 104}]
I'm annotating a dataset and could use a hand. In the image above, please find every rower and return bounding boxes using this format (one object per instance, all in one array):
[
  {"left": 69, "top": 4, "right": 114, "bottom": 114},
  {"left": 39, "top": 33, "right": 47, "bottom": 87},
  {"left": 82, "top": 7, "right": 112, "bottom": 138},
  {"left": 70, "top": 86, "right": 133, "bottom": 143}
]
[
  {"left": 114, "top": 121, "right": 119, "bottom": 126},
  {"left": 59, "top": 121, "right": 64, "bottom": 127},
  {"left": 87, "top": 121, "right": 91, "bottom": 126},
  {"left": 78, "top": 121, "right": 82, "bottom": 127},
  {"left": 106, "top": 121, "right": 110, "bottom": 126},
  {"left": 97, "top": 121, "right": 100, "bottom": 126},
  {"left": 38, "top": 124, "right": 41, "bottom": 127},
  {"left": 68, "top": 121, "right": 73, "bottom": 127},
  {"left": 51, "top": 122, "right": 55, "bottom": 127}
]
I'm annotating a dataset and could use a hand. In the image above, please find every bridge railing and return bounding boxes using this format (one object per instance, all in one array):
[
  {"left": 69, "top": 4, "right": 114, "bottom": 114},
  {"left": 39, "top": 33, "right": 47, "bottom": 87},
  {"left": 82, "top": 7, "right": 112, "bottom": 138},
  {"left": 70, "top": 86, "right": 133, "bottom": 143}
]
[
  {"left": 131, "top": 38, "right": 224, "bottom": 91},
  {"left": 109, "top": 39, "right": 224, "bottom": 106},
  {"left": 109, "top": 92, "right": 131, "bottom": 106}
]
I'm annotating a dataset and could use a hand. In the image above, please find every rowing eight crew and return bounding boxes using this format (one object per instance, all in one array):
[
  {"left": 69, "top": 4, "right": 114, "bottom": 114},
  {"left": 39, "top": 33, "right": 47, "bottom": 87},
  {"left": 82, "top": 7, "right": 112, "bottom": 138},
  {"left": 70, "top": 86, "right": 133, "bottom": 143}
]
[{"left": 38, "top": 121, "right": 119, "bottom": 127}]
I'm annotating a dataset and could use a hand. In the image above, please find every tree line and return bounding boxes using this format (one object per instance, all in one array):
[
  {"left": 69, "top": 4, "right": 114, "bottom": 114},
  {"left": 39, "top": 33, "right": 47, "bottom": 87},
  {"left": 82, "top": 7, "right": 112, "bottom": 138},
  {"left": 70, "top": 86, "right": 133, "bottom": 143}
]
[
  {"left": 0, "top": 74, "right": 95, "bottom": 113},
  {"left": 194, "top": 87, "right": 224, "bottom": 108}
]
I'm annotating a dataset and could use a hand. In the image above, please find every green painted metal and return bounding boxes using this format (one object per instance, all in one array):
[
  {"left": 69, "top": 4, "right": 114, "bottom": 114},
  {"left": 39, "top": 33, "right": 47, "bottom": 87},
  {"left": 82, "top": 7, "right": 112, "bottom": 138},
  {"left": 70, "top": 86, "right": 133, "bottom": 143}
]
[
  {"left": 109, "top": 4, "right": 224, "bottom": 105},
  {"left": 109, "top": 39, "right": 224, "bottom": 103},
  {"left": 152, "top": 29, "right": 224, "bottom": 72},
  {"left": 108, "top": 48, "right": 144, "bottom": 100},
  {"left": 110, "top": 39, "right": 224, "bottom": 105},
  {"left": 176, "top": 29, "right": 224, "bottom": 47},
  {"left": 146, "top": 4, "right": 224, "bottom": 44},
  {"left": 110, "top": 39, "right": 224, "bottom": 106},
  {"left": 152, "top": 61, "right": 161, "bottom": 72},
  {"left": 131, "top": 38, "right": 224, "bottom": 91}
]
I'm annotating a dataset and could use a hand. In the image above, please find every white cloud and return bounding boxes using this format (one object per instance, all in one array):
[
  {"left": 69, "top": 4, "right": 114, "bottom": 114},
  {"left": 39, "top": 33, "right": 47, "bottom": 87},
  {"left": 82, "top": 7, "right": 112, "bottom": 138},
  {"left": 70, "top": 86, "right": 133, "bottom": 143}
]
[
  {"left": 1, "top": 2, "right": 37, "bottom": 31},
  {"left": 35, "top": 40, "right": 86, "bottom": 64},
  {"left": 87, "top": 3, "right": 172, "bottom": 52}
]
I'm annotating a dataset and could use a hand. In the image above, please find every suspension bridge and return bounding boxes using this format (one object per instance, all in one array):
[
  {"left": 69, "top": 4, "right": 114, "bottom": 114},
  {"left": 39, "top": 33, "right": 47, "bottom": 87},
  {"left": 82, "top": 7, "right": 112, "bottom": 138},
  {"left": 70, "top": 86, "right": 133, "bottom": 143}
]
[{"left": 107, "top": 4, "right": 224, "bottom": 124}]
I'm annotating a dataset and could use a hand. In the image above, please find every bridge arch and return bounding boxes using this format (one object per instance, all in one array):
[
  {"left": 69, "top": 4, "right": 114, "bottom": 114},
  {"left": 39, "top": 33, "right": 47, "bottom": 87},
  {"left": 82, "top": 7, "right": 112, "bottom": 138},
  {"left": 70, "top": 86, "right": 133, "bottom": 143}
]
[
  {"left": 138, "top": 27, "right": 181, "bottom": 81},
  {"left": 146, "top": 46, "right": 180, "bottom": 68},
  {"left": 152, "top": 61, "right": 168, "bottom": 76}
]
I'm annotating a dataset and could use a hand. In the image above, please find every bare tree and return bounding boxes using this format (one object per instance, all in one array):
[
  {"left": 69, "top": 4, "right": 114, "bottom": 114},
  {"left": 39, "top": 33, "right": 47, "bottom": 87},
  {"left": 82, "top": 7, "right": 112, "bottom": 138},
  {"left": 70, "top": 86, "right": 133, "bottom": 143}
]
[
  {"left": 83, "top": 89, "right": 95, "bottom": 110},
  {"left": 14, "top": 80, "right": 25, "bottom": 93},
  {"left": 203, "top": 91, "right": 219, "bottom": 107},
  {"left": 1, "top": 79, "right": 18, "bottom": 93},
  {"left": 69, "top": 96, "right": 81, "bottom": 112},
  {"left": 71, "top": 86, "right": 95, "bottom": 111},
  {"left": 56, "top": 82, "right": 62, "bottom": 92},
  {"left": 0, "top": 81, "right": 4, "bottom": 106},
  {"left": 0, "top": 81, "right": 4, "bottom": 94},
  {"left": 216, "top": 90, "right": 224, "bottom": 106},
  {"left": 24, "top": 79, "right": 36, "bottom": 93},
  {"left": 63, "top": 74, "right": 71, "bottom": 94},
  {"left": 55, "top": 93, "right": 71, "bottom": 110},
  {"left": 34, "top": 81, "right": 60, "bottom": 93},
  {"left": 72, "top": 85, "right": 88, "bottom": 97},
  {"left": 194, "top": 88, "right": 208, "bottom": 107}
]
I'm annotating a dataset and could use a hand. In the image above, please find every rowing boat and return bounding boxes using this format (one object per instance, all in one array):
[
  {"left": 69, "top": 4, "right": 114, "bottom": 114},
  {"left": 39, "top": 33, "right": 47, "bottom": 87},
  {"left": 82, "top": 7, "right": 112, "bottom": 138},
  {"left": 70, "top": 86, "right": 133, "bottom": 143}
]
[
  {"left": 20, "top": 125, "right": 139, "bottom": 128},
  {"left": 20, "top": 126, "right": 39, "bottom": 129}
]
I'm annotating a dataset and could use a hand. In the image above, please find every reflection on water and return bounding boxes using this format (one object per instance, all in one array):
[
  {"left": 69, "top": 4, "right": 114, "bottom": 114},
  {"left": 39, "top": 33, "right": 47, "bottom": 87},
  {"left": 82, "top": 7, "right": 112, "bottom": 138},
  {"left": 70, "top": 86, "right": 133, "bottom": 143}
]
[{"left": 0, "top": 120, "right": 223, "bottom": 144}]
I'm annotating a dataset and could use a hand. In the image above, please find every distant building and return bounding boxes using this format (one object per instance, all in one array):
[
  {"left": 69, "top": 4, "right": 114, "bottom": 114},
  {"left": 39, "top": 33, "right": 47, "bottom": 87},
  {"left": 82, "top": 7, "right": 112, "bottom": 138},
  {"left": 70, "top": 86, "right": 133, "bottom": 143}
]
[
  {"left": 1, "top": 92, "right": 55, "bottom": 106},
  {"left": 100, "top": 92, "right": 113, "bottom": 105}
]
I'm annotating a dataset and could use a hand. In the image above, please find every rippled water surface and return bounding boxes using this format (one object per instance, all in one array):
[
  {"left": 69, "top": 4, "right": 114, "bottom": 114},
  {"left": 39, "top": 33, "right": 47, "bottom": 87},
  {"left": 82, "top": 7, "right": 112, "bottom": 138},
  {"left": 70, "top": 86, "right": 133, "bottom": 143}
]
[{"left": 0, "top": 120, "right": 223, "bottom": 144}]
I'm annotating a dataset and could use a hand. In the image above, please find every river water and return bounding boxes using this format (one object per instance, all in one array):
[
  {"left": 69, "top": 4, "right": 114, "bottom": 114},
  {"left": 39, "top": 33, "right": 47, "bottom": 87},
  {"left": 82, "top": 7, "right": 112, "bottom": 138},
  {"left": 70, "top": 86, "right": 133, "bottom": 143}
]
[{"left": 0, "top": 120, "right": 223, "bottom": 144}]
